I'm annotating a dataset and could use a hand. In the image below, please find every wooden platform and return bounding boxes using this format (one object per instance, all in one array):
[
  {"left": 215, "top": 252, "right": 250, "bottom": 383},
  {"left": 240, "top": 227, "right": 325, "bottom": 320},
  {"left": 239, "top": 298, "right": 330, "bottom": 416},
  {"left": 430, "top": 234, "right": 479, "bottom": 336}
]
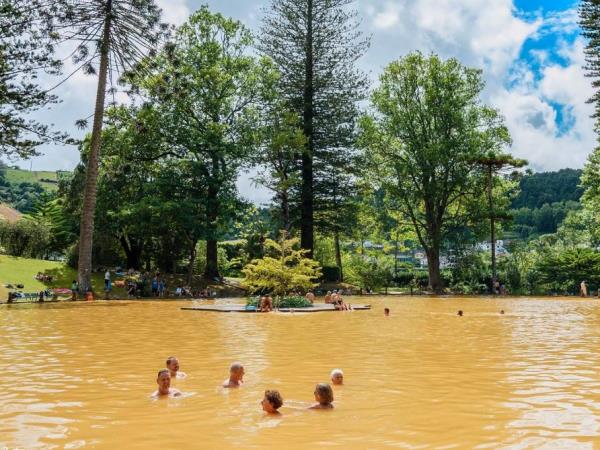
[{"left": 181, "top": 304, "right": 371, "bottom": 313}]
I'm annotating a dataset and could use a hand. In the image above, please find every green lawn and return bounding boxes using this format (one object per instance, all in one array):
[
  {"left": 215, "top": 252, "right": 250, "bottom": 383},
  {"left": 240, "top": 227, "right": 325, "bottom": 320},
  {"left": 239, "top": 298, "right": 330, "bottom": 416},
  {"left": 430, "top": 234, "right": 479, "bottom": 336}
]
[
  {"left": 4, "top": 168, "right": 61, "bottom": 192},
  {"left": 0, "top": 255, "right": 126, "bottom": 300},
  {"left": 0, "top": 255, "right": 245, "bottom": 301}
]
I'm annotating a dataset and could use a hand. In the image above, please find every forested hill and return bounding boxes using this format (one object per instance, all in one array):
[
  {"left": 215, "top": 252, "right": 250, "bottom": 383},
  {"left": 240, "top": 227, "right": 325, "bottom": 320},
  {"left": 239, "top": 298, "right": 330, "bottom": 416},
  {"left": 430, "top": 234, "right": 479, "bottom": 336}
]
[
  {"left": 511, "top": 168, "right": 583, "bottom": 209},
  {"left": 0, "top": 163, "right": 63, "bottom": 213}
]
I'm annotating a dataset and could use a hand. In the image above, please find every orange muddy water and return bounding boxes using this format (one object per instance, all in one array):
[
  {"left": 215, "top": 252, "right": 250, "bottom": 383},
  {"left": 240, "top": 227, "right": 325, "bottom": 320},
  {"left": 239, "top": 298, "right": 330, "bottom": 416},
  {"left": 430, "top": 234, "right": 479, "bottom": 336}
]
[{"left": 1, "top": 296, "right": 600, "bottom": 449}]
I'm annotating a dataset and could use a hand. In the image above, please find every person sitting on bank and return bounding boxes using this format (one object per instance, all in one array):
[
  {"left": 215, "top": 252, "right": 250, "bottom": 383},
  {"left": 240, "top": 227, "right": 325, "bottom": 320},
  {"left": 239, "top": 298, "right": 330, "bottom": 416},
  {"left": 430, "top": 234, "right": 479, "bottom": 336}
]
[
  {"left": 261, "top": 390, "right": 283, "bottom": 415},
  {"left": 259, "top": 295, "right": 273, "bottom": 312},
  {"left": 309, "top": 383, "right": 334, "bottom": 409},
  {"left": 223, "top": 362, "right": 245, "bottom": 388},
  {"left": 324, "top": 291, "right": 332, "bottom": 304},
  {"left": 330, "top": 369, "right": 344, "bottom": 385},
  {"left": 305, "top": 290, "right": 315, "bottom": 304},
  {"left": 332, "top": 292, "right": 349, "bottom": 311},
  {"left": 166, "top": 356, "right": 187, "bottom": 379},
  {"left": 152, "top": 369, "right": 181, "bottom": 398}
]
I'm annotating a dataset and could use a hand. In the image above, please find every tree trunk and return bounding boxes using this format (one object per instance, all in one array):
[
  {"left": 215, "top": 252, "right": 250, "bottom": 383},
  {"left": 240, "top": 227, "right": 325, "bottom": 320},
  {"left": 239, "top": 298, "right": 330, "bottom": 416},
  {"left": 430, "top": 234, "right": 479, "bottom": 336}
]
[
  {"left": 204, "top": 178, "right": 220, "bottom": 279},
  {"left": 77, "top": 3, "right": 112, "bottom": 293},
  {"left": 300, "top": 0, "right": 314, "bottom": 258},
  {"left": 281, "top": 189, "right": 290, "bottom": 231},
  {"left": 426, "top": 248, "right": 443, "bottom": 293},
  {"left": 119, "top": 235, "right": 143, "bottom": 270},
  {"left": 487, "top": 165, "right": 497, "bottom": 294},
  {"left": 394, "top": 230, "right": 399, "bottom": 279},
  {"left": 187, "top": 239, "right": 197, "bottom": 286},
  {"left": 334, "top": 229, "right": 343, "bottom": 282}
]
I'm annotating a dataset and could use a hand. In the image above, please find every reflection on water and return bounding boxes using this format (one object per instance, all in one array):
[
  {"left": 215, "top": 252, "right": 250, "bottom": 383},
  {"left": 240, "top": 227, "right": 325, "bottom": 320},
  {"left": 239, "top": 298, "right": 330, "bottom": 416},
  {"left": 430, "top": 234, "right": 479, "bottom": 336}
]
[{"left": 1, "top": 297, "right": 600, "bottom": 448}]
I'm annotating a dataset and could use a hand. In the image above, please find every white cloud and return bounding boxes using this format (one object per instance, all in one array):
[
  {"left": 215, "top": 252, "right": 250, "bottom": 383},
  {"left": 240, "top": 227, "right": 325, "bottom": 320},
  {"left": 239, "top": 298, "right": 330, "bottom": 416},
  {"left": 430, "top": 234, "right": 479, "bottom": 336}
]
[
  {"left": 156, "top": 0, "right": 190, "bottom": 26},
  {"left": 372, "top": 2, "right": 402, "bottom": 29},
  {"left": 492, "top": 38, "right": 596, "bottom": 170},
  {"left": 361, "top": 1, "right": 594, "bottom": 171}
]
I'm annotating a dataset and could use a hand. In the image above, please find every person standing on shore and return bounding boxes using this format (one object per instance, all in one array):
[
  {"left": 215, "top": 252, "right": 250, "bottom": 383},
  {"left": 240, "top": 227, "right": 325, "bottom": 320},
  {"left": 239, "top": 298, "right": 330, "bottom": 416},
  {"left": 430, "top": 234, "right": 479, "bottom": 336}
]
[{"left": 580, "top": 280, "right": 588, "bottom": 297}]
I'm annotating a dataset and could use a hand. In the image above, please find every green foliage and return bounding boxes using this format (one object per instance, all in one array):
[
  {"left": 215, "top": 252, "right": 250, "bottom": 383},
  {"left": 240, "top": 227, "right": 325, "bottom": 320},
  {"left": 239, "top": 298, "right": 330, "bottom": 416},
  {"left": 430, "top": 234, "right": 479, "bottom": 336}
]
[
  {"left": 449, "top": 252, "right": 490, "bottom": 294},
  {"left": 361, "top": 52, "right": 512, "bottom": 291},
  {"left": 0, "top": 218, "right": 51, "bottom": 258},
  {"left": 242, "top": 231, "right": 322, "bottom": 296},
  {"left": 0, "top": 0, "right": 65, "bottom": 157},
  {"left": 344, "top": 253, "right": 394, "bottom": 291},
  {"left": 535, "top": 248, "right": 600, "bottom": 294},
  {"left": 511, "top": 169, "right": 583, "bottom": 209},
  {"left": 246, "top": 295, "right": 312, "bottom": 308},
  {"left": 25, "top": 195, "right": 74, "bottom": 256},
  {"left": 512, "top": 201, "right": 581, "bottom": 238},
  {"left": 579, "top": 0, "right": 600, "bottom": 126}
]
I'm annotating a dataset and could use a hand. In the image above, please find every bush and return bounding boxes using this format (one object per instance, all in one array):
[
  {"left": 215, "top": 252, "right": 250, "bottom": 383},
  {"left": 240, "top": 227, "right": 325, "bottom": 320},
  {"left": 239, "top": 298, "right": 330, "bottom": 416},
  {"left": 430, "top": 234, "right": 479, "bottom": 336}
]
[
  {"left": 246, "top": 295, "right": 312, "bottom": 308},
  {"left": 0, "top": 219, "right": 51, "bottom": 258},
  {"left": 535, "top": 247, "right": 600, "bottom": 294},
  {"left": 242, "top": 231, "right": 322, "bottom": 296}
]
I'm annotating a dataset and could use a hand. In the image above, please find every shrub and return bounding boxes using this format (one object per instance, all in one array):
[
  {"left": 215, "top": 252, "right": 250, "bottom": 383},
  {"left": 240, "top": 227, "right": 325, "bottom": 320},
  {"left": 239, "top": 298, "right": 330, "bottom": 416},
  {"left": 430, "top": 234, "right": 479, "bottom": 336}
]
[
  {"left": 242, "top": 231, "right": 322, "bottom": 296},
  {"left": 0, "top": 218, "right": 51, "bottom": 258}
]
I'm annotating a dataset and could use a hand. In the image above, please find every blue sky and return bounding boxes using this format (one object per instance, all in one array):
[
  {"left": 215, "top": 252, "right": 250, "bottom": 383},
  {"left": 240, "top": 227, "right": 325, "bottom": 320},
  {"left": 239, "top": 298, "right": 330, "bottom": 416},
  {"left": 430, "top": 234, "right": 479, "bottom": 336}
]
[{"left": 13, "top": 0, "right": 596, "bottom": 203}]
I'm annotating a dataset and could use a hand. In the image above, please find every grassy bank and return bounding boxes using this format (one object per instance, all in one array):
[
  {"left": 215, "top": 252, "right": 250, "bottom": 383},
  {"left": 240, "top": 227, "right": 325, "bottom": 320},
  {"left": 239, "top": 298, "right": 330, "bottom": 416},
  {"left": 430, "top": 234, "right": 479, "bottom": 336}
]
[
  {"left": 0, "top": 256, "right": 126, "bottom": 299},
  {"left": 0, "top": 256, "right": 248, "bottom": 300}
]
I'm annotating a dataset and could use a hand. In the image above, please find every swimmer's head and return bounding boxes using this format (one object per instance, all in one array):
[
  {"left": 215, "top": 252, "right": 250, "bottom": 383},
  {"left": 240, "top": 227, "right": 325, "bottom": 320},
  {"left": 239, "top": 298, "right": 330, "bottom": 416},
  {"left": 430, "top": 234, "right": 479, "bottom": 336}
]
[
  {"left": 330, "top": 369, "right": 344, "bottom": 385},
  {"left": 500, "top": 310, "right": 505, "bottom": 315},
  {"left": 230, "top": 362, "right": 244, "bottom": 381},
  {"left": 261, "top": 390, "right": 283, "bottom": 413},
  {"left": 166, "top": 356, "right": 180, "bottom": 373},
  {"left": 314, "top": 383, "right": 334, "bottom": 405},
  {"left": 384, "top": 308, "right": 390, "bottom": 316},
  {"left": 457, "top": 310, "right": 463, "bottom": 316},
  {"left": 156, "top": 369, "right": 171, "bottom": 394}
]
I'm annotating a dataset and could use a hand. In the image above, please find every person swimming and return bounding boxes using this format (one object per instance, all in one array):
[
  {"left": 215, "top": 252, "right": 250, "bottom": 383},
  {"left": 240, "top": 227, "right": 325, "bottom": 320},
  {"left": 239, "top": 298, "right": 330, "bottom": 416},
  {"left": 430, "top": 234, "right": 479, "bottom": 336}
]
[
  {"left": 500, "top": 310, "right": 505, "bottom": 315},
  {"left": 152, "top": 369, "right": 181, "bottom": 398},
  {"left": 457, "top": 310, "right": 463, "bottom": 316},
  {"left": 330, "top": 368, "right": 344, "bottom": 385},
  {"left": 384, "top": 307, "right": 390, "bottom": 316},
  {"left": 309, "top": 383, "right": 334, "bottom": 409},
  {"left": 261, "top": 390, "right": 283, "bottom": 415},
  {"left": 166, "top": 356, "right": 187, "bottom": 379},
  {"left": 223, "top": 362, "right": 245, "bottom": 388}
]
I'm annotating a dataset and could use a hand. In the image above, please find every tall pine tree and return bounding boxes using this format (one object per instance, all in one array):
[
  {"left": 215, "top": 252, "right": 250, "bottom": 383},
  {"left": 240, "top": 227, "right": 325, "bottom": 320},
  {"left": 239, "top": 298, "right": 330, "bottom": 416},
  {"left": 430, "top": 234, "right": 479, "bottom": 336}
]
[
  {"left": 259, "top": 0, "right": 369, "bottom": 257},
  {"left": 55, "top": 0, "right": 166, "bottom": 292},
  {"left": 580, "top": 0, "right": 600, "bottom": 127}
]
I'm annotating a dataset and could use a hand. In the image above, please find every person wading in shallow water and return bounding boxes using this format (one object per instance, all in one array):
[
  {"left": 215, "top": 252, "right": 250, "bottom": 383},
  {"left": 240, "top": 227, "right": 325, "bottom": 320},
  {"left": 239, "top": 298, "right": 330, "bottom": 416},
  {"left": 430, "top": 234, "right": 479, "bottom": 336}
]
[
  {"left": 223, "top": 362, "right": 245, "bottom": 388},
  {"left": 152, "top": 369, "right": 181, "bottom": 398},
  {"left": 309, "top": 383, "right": 334, "bottom": 409},
  {"left": 261, "top": 390, "right": 283, "bottom": 415},
  {"left": 166, "top": 356, "right": 187, "bottom": 379}
]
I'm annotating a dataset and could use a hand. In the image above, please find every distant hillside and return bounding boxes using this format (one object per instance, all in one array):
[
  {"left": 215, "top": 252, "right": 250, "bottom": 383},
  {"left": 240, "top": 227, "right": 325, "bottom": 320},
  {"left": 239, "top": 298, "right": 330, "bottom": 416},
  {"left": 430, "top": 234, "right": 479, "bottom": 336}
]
[
  {"left": 4, "top": 167, "right": 62, "bottom": 192},
  {"left": 511, "top": 168, "right": 583, "bottom": 209},
  {"left": 0, "top": 164, "right": 70, "bottom": 213}
]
